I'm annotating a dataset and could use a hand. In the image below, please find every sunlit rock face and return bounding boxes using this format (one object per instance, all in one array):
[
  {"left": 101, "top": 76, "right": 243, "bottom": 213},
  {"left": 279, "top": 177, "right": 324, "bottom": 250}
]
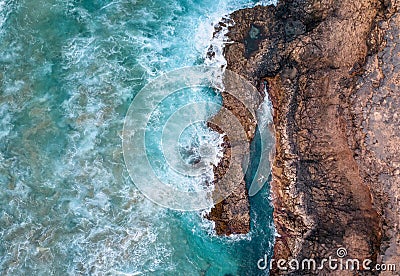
[{"left": 215, "top": 0, "right": 400, "bottom": 274}]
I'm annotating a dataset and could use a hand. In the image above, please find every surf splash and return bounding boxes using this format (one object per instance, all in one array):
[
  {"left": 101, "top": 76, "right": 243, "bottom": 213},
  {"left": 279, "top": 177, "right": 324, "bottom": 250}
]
[{"left": 0, "top": 0, "right": 276, "bottom": 274}]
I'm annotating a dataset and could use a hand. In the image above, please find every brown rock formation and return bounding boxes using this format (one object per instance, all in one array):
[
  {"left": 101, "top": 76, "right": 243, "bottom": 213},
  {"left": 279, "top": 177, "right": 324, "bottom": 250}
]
[
  {"left": 351, "top": 1, "right": 400, "bottom": 271},
  {"left": 206, "top": 75, "right": 263, "bottom": 235},
  {"left": 208, "top": 0, "right": 400, "bottom": 274}
]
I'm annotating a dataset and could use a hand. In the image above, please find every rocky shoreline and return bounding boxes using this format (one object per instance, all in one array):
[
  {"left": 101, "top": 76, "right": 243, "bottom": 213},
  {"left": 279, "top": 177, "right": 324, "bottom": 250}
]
[
  {"left": 206, "top": 72, "right": 263, "bottom": 235},
  {"left": 208, "top": 0, "right": 400, "bottom": 274}
]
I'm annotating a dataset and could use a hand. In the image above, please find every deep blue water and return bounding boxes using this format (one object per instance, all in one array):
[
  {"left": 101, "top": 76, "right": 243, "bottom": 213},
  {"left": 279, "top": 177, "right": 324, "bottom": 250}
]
[{"left": 0, "top": 0, "right": 275, "bottom": 274}]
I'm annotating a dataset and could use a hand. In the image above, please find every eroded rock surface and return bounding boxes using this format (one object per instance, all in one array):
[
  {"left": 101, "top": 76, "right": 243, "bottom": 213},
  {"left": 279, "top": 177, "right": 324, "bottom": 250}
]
[
  {"left": 206, "top": 74, "right": 263, "bottom": 235},
  {"left": 351, "top": 4, "right": 400, "bottom": 272},
  {"left": 208, "top": 0, "right": 400, "bottom": 274}
]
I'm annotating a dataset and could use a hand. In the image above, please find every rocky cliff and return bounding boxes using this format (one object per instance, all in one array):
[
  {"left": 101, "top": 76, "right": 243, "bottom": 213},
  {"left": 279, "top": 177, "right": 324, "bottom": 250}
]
[{"left": 209, "top": 0, "right": 400, "bottom": 274}]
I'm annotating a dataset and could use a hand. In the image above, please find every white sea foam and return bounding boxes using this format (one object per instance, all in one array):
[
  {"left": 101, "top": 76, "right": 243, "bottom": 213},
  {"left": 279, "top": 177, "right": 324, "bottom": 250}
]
[
  {"left": 0, "top": 0, "right": 13, "bottom": 31},
  {"left": 0, "top": 8, "right": 5, "bottom": 33},
  {"left": 0, "top": 104, "right": 12, "bottom": 141},
  {"left": 202, "top": 15, "right": 234, "bottom": 69},
  {"left": 0, "top": 0, "right": 277, "bottom": 274}
]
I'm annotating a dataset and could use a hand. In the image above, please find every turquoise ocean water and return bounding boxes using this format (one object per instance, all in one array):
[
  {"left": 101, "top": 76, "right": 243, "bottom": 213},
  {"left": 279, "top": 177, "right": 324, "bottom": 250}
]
[{"left": 0, "top": 0, "right": 275, "bottom": 274}]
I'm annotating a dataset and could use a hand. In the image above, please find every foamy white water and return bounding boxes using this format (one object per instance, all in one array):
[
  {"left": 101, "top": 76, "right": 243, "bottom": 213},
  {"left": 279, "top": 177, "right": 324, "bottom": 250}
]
[{"left": 0, "top": 0, "right": 277, "bottom": 274}]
